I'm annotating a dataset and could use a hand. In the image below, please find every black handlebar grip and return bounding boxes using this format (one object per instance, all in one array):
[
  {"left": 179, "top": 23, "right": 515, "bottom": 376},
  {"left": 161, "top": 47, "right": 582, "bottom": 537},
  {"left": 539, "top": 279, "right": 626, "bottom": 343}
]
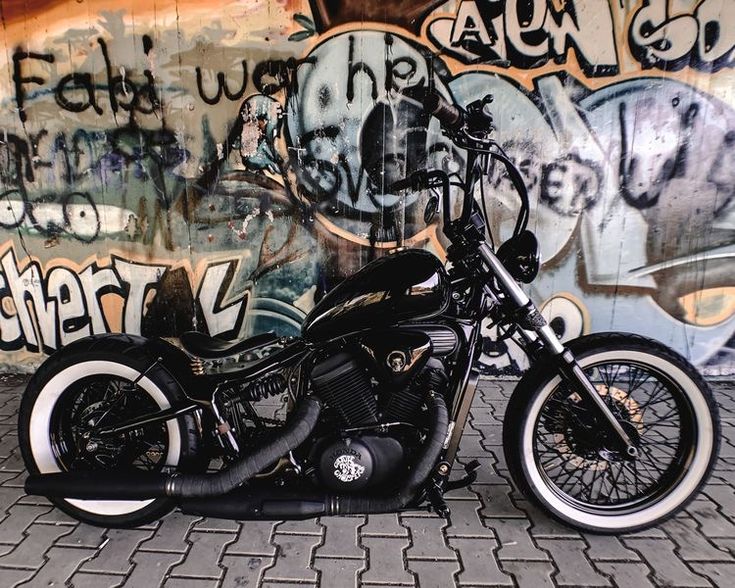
[
  {"left": 390, "top": 177, "right": 414, "bottom": 192},
  {"left": 424, "top": 92, "right": 464, "bottom": 131}
]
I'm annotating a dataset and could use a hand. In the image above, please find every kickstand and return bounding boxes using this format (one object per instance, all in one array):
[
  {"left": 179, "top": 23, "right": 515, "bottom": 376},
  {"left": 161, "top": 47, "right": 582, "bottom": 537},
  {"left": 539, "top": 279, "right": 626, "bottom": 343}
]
[{"left": 426, "top": 479, "right": 451, "bottom": 518}]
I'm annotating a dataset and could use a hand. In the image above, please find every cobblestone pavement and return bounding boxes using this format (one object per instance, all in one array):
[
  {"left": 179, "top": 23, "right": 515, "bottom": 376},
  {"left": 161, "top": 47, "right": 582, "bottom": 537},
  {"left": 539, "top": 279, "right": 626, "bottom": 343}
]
[{"left": 0, "top": 375, "right": 733, "bottom": 587}]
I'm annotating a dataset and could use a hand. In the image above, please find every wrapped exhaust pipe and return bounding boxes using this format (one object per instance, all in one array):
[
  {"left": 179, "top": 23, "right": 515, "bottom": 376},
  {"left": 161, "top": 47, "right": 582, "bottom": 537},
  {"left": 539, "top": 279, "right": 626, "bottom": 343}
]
[{"left": 25, "top": 397, "right": 322, "bottom": 500}]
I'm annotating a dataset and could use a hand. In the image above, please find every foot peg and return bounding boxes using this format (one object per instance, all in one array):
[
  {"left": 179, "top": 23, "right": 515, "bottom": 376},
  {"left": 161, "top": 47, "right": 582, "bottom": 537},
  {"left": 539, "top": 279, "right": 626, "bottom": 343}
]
[{"left": 444, "top": 459, "right": 481, "bottom": 492}]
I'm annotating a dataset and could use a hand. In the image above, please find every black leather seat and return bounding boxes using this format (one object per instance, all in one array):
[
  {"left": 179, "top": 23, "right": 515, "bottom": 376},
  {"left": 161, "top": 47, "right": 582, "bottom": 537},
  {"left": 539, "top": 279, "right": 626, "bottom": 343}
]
[{"left": 180, "top": 331, "right": 280, "bottom": 359}]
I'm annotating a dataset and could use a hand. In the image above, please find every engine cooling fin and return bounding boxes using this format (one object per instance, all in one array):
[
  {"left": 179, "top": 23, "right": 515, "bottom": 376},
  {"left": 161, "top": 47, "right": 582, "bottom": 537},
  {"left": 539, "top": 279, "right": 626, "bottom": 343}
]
[{"left": 310, "top": 352, "right": 378, "bottom": 427}]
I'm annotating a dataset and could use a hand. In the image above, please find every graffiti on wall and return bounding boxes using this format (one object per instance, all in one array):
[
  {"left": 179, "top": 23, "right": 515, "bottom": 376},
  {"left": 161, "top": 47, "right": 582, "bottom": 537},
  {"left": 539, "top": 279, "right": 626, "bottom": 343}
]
[{"left": 0, "top": 0, "right": 734, "bottom": 373}]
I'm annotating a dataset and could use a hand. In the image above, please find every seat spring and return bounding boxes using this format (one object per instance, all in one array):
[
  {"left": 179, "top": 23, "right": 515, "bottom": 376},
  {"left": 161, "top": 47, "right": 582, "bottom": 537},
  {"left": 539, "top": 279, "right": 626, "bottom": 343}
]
[{"left": 190, "top": 357, "right": 205, "bottom": 376}]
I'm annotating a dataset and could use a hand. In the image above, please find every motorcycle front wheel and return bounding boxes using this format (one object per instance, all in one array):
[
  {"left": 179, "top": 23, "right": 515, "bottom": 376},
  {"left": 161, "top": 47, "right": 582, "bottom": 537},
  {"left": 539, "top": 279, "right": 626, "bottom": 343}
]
[
  {"left": 19, "top": 335, "right": 203, "bottom": 528},
  {"left": 504, "top": 332, "right": 720, "bottom": 534}
]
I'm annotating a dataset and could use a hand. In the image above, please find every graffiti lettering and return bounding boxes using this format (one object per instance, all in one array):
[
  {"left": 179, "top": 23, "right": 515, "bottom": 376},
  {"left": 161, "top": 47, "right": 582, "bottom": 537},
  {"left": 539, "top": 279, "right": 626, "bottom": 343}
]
[
  {"left": 2, "top": 0, "right": 735, "bottom": 376},
  {"left": 540, "top": 154, "right": 602, "bottom": 217},
  {"left": 196, "top": 60, "right": 249, "bottom": 105},
  {"left": 12, "top": 49, "right": 55, "bottom": 124},
  {"left": 55, "top": 73, "right": 104, "bottom": 115},
  {"left": 13, "top": 37, "right": 161, "bottom": 125},
  {"left": 428, "top": 0, "right": 618, "bottom": 76},
  {"left": 630, "top": 0, "right": 735, "bottom": 72},
  {"left": 0, "top": 245, "right": 249, "bottom": 354}
]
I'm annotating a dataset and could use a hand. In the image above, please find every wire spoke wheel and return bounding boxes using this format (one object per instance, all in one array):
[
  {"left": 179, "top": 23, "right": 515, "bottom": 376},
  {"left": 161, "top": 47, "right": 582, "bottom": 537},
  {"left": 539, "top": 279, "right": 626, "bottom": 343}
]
[
  {"left": 49, "top": 375, "right": 169, "bottom": 474},
  {"left": 534, "top": 361, "right": 693, "bottom": 514},
  {"left": 505, "top": 333, "right": 719, "bottom": 533},
  {"left": 20, "top": 336, "right": 203, "bottom": 528}
]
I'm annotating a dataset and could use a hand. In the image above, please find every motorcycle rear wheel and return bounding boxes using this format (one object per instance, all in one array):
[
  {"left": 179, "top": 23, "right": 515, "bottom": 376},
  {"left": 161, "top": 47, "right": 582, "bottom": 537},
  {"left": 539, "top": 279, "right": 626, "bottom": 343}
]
[
  {"left": 19, "top": 335, "right": 203, "bottom": 528},
  {"left": 504, "top": 332, "right": 720, "bottom": 534}
]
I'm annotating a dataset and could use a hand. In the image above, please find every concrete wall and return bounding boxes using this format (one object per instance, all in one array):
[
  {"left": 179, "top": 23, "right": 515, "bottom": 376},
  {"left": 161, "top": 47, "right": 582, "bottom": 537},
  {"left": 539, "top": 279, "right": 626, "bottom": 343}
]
[{"left": 0, "top": 0, "right": 733, "bottom": 374}]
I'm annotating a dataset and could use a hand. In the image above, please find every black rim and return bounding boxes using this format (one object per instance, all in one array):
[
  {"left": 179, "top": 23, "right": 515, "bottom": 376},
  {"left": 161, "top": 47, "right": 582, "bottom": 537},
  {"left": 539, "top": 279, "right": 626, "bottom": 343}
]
[
  {"left": 49, "top": 376, "right": 169, "bottom": 474},
  {"left": 532, "top": 360, "right": 697, "bottom": 515}
]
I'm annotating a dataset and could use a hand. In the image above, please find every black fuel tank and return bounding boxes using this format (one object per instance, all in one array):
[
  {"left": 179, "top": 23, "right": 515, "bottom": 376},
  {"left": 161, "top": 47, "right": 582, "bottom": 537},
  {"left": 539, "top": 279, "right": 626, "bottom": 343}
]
[{"left": 302, "top": 249, "right": 450, "bottom": 342}]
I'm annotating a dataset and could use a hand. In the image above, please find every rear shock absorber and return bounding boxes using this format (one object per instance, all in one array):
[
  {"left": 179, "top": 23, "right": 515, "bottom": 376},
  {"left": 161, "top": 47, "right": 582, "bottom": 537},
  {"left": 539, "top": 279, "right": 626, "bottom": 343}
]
[
  {"left": 215, "top": 373, "right": 290, "bottom": 456},
  {"left": 235, "top": 373, "right": 288, "bottom": 401}
]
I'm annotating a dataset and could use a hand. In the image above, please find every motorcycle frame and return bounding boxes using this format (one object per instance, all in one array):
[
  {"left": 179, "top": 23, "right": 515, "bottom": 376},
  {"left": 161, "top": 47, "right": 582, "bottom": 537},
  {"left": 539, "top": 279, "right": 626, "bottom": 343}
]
[{"left": 89, "top": 107, "right": 638, "bottom": 474}]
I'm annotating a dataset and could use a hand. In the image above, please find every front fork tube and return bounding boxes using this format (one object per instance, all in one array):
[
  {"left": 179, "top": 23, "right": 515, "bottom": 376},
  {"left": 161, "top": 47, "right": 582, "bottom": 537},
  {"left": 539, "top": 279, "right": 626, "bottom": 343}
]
[{"left": 477, "top": 243, "right": 638, "bottom": 457}]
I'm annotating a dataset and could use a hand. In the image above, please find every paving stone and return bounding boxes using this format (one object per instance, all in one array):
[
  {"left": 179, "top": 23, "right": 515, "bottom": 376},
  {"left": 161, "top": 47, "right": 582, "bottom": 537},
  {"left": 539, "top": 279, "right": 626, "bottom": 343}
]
[
  {"left": 0, "top": 433, "right": 19, "bottom": 459},
  {"left": 360, "top": 535, "right": 413, "bottom": 585},
  {"left": 65, "top": 571, "right": 124, "bottom": 588},
  {"left": 408, "top": 558, "right": 460, "bottom": 588},
  {"left": 225, "top": 521, "right": 277, "bottom": 556},
  {"left": 34, "top": 506, "right": 78, "bottom": 525},
  {"left": 15, "top": 496, "right": 53, "bottom": 510},
  {"left": 313, "top": 556, "right": 364, "bottom": 588},
  {"left": 458, "top": 456, "right": 508, "bottom": 485},
  {"left": 0, "top": 486, "right": 25, "bottom": 508},
  {"left": 0, "top": 378, "right": 732, "bottom": 588},
  {"left": 483, "top": 448, "right": 509, "bottom": 472},
  {"left": 275, "top": 518, "right": 322, "bottom": 535},
  {"left": 624, "top": 538, "right": 712, "bottom": 587},
  {"left": 595, "top": 562, "right": 655, "bottom": 588},
  {"left": 516, "top": 500, "right": 581, "bottom": 538},
  {"left": 170, "top": 530, "right": 237, "bottom": 579},
  {"left": 317, "top": 516, "right": 365, "bottom": 558},
  {"left": 126, "top": 549, "right": 183, "bottom": 586},
  {"left": 449, "top": 536, "right": 513, "bottom": 586},
  {"left": 403, "top": 516, "right": 455, "bottom": 559},
  {"left": 687, "top": 498, "right": 735, "bottom": 538},
  {"left": 536, "top": 538, "right": 611, "bottom": 586},
  {"left": 139, "top": 513, "right": 198, "bottom": 553},
  {"left": 0, "top": 504, "right": 52, "bottom": 543},
  {"left": 703, "top": 485, "right": 735, "bottom": 520},
  {"left": 162, "top": 578, "right": 220, "bottom": 588},
  {"left": 691, "top": 562, "right": 735, "bottom": 587},
  {"left": 475, "top": 487, "right": 527, "bottom": 519},
  {"left": 476, "top": 424, "right": 503, "bottom": 447},
  {"left": 1, "top": 451, "right": 26, "bottom": 472},
  {"left": 56, "top": 523, "right": 107, "bottom": 548},
  {"left": 361, "top": 513, "right": 408, "bottom": 536},
  {"left": 0, "top": 471, "right": 24, "bottom": 488},
  {"left": 621, "top": 525, "right": 669, "bottom": 539},
  {"left": 0, "top": 568, "right": 36, "bottom": 587},
  {"left": 469, "top": 406, "right": 497, "bottom": 425},
  {"left": 445, "top": 499, "right": 495, "bottom": 537},
  {"left": 16, "top": 545, "right": 99, "bottom": 587},
  {"left": 501, "top": 560, "right": 555, "bottom": 588},
  {"left": 713, "top": 537, "right": 735, "bottom": 557},
  {"left": 663, "top": 516, "right": 733, "bottom": 561},
  {"left": 81, "top": 528, "right": 154, "bottom": 574},
  {"left": 0, "top": 522, "right": 73, "bottom": 568},
  {"left": 263, "top": 533, "right": 320, "bottom": 583},
  {"left": 457, "top": 434, "right": 486, "bottom": 458},
  {"left": 194, "top": 518, "right": 240, "bottom": 533},
  {"left": 584, "top": 533, "right": 641, "bottom": 561},
  {"left": 491, "top": 518, "right": 549, "bottom": 560},
  {"left": 717, "top": 441, "right": 735, "bottom": 459},
  {"left": 221, "top": 554, "right": 272, "bottom": 587}
]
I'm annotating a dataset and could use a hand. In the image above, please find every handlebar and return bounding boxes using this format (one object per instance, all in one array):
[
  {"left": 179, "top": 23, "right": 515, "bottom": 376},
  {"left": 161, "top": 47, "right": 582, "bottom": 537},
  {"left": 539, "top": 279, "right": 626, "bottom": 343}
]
[
  {"left": 390, "top": 90, "right": 530, "bottom": 241},
  {"left": 423, "top": 92, "right": 464, "bottom": 131}
]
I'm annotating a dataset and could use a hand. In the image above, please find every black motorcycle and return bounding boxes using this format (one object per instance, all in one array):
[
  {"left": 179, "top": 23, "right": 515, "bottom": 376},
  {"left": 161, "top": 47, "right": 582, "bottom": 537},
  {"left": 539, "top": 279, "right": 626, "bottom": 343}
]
[{"left": 19, "top": 92, "right": 720, "bottom": 534}]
